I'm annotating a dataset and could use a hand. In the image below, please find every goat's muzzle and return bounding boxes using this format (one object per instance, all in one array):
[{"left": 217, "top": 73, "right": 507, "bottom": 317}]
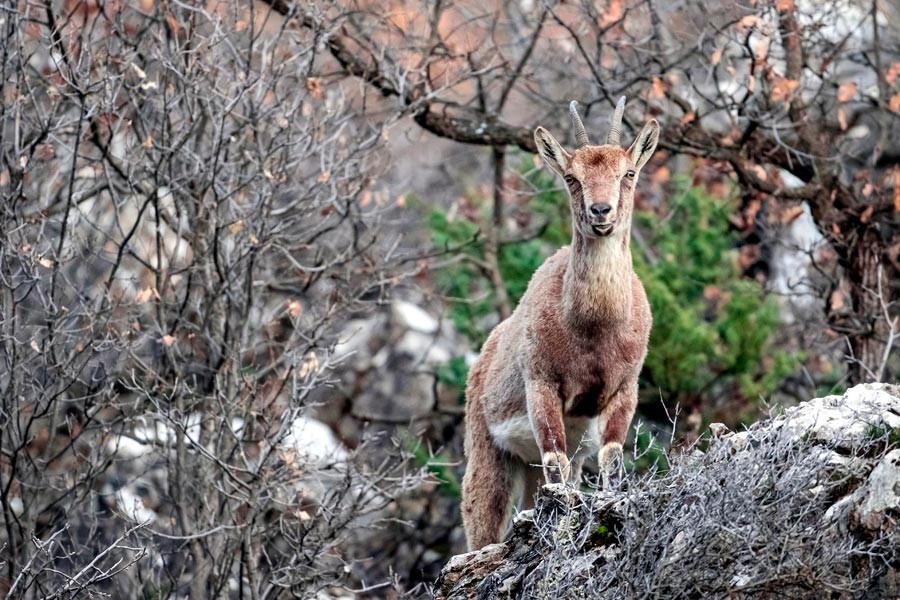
[{"left": 589, "top": 221, "right": 615, "bottom": 237}]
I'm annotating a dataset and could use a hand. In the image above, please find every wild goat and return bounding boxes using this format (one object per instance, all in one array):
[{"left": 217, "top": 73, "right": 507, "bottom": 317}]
[{"left": 461, "top": 98, "right": 659, "bottom": 550}]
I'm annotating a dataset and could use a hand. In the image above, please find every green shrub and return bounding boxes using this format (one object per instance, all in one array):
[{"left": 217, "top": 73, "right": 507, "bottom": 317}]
[{"left": 633, "top": 185, "right": 798, "bottom": 415}]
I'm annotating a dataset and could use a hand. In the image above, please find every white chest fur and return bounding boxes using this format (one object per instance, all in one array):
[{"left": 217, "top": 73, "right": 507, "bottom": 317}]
[{"left": 489, "top": 415, "right": 600, "bottom": 464}]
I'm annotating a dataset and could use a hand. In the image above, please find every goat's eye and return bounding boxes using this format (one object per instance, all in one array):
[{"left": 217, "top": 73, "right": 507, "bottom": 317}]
[
  {"left": 564, "top": 174, "right": 578, "bottom": 185},
  {"left": 625, "top": 170, "right": 636, "bottom": 179}
]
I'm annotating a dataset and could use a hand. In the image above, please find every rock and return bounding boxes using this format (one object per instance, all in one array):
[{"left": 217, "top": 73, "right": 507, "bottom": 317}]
[
  {"left": 391, "top": 300, "right": 439, "bottom": 334},
  {"left": 318, "top": 298, "right": 470, "bottom": 428},
  {"left": 437, "top": 384, "right": 900, "bottom": 599},
  {"left": 854, "top": 449, "right": 900, "bottom": 531}
]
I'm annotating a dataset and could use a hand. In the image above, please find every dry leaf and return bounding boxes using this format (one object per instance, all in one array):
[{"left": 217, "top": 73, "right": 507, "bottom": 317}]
[
  {"left": 889, "top": 94, "right": 900, "bottom": 113},
  {"left": 135, "top": 287, "right": 154, "bottom": 304},
  {"left": 396, "top": 195, "right": 407, "bottom": 207},
  {"left": 863, "top": 183, "right": 874, "bottom": 196},
  {"left": 318, "top": 171, "right": 330, "bottom": 184},
  {"left": 360, "top": 190, "right": 372, "bottom": 207},
  {"left": 306, "top": 77, "right": 324, "bottom": 99},
  {"left": 30, "top": 340, "right": 41, "bottom": 353},
  {"left": 711, "top": 46, "right": 724, "bottom": 66},
  {"left": 142, "top": 135, "right": 153, "bottom": 148},
  {"left": 750, "top": 164, "right": 768, "bottom": 181},
  {"left": 775, "top": 0, "right": 795, "bottom": 9},
  {"left": 780, "top": 205, "right": 804, "bottom": 224},
  {"left": 249, "top": 234, "right": 259, "bottom": 245},
  {"left": 650, "top": 76, "right": 667, "bottom": 99},
  {"left": 162, "top": 335, "right": 176, "bottom": 347},
  {"left": 830, "top": 288, "right": 844, "bottom": 311},
  {"left": 860, "top": 205, "right": 874, "bottom": 223},
  {"left": 299, "top": 351, "right": 319, "bottom": 377},
  {"left": 894, "top": 168, "right": 900, "bottom": 212},
  {"left": 886, "top": 63, "right": 900, "bottom": 85},
  {"left": 229, "top": 220, "right": 244, "bottom": 234},
  {"left": 600, "top": 0, "right": 624, "bottom": 27},
  {"left": 287, "top": 299, "right": 303, "bottom": 318},
  {"left": 37, "top": 257, "right": 53, "bottom": 268},
  {"left": 681, "top": 111, "right": 696, "bottom": 125},
  {"left": 770, "top": 77, "right": 799, "bottom": 104},
  {"left": 837, "top": 108, "right": 848, "bottom": 131},
  {"left": 737, "top": 15, "right": 761, "bottom": 30},
  {"left": 837, "top": 81, "right": 857, "bottom": 103},
  {"left": 131, "top": 63, "right": 147, "bottom": 79},
  {"left": 651, "top": 165, "right": 671, "bottom": 184},
  {"left": 297, "top": 510, "right": 311, "bottom": 521}
]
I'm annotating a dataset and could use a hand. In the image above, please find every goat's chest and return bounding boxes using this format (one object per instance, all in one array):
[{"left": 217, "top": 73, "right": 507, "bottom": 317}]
[{"left": 545, "top": 329, "right": 642, "bottom": 417}]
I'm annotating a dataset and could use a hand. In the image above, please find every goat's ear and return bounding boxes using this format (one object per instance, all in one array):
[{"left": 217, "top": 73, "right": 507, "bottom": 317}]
[
  {"left": 628, "top": 119, "right": 660, "bottom": 170},
  {"left": 534, "top": 127, "right": 571, "bottom": 176}
]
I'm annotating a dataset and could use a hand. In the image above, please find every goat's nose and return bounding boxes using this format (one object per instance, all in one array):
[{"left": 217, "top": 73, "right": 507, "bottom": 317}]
[{"left": 589, "top": 203, "right": 612, "bottom": 218}]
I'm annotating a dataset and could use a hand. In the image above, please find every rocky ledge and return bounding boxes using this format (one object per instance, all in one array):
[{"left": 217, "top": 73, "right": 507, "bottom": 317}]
[{"left": 437, "top": 384, "right": 900, "bottom": 599}]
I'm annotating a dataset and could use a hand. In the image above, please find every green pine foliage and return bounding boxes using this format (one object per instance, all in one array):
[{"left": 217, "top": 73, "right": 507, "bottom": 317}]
[{"left": 633, "top": 185, "right": 797, "bottom": 411}]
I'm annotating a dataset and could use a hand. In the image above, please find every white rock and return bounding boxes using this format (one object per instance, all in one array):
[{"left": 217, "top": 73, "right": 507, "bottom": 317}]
[
  {"left": 283, "top": 416, "right": 348, "bottom": 467},
  {"left": 116, "top": 486, "right": 157, "bottom": 524},
  {"left": 854, "top": 449, "right": 900, "bottom": 531},
  {"left": 391, "top": 300, "right": 439, "bottom": 334}
]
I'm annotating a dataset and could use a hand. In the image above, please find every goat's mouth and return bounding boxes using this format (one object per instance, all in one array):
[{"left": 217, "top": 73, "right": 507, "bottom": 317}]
[{"left": 589, "top": 222, "right": 615, "bottom": 237}]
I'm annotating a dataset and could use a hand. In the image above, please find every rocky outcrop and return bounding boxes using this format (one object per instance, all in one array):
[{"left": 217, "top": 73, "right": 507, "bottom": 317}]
[{"left": 437, "top": 384, "right": 900, "bottom": 599}]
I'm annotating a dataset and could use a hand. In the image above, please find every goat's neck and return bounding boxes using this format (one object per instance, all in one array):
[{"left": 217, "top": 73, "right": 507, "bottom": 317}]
[{"left": 563, "top": 230, "right": 633, "bottom": 329}]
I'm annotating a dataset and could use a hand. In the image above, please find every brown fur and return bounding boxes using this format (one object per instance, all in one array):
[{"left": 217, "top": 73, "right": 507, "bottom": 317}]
[{"left": 461, "top": 109, "right": 660, "bottom": 550}]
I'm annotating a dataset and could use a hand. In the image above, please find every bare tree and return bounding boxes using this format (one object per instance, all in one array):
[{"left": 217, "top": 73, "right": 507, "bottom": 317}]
[{"left": 1, "top": 0, "right": 426, "bottom": 597}]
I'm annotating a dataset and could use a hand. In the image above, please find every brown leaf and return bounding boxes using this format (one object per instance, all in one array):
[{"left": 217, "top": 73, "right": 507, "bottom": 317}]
[
  {"left": 894, "top": 168, "right": 900, "bottom": 212},
  {"left": 889, "top": 94, "right": 900, "bottom": 113},
  {"left": 780, "top": 205, "right": 804, "bottom": 224},
  {"left": 287, "top": 299, "right": 303, "bottom": 318},
  {"left": 737, "top": 15, "right": 761, "bottom": 30},
  {"left": 135, "top": 287, "right": 154, "bottom": 304},
  {"left": 886, "top": 63, "right": 900, "bottom": 85},
  {"left": 306, "top": 77, "right": 324, "bottom": 99},
  {"left": 830, "top": 289, "right": 844, "bottom": 311},
  {"left": 318, "top": 171, "right": 330, "bottom": 184},
  {"left": 650, "top": 76, "right": 667, "bottom": 99},
  {"left": 229, "top": 220, "right": 244, "bottom": 234},
  {"left": 162, "top": 335, "right": 176, "bottom": 347},
  {"left": 837, "top": 108, "right": 848, "bottom": 131},
  {"left": 776, "top": 0, "right": 795, "bottom": 9},
  {"left": 770, "top": 77, "right": 799, "bottom": 104},
  {"left": 600, "top": 0, "right": 624, "bottom": 27},
  {"left": 837, "top": 81, "right": 857, "bottom": 103},
  {"left": 860, "top": 205, "right": 874, "bottom": 223},
  {"left": 711, "top": 46, "right": 724, "bottom": 66}
]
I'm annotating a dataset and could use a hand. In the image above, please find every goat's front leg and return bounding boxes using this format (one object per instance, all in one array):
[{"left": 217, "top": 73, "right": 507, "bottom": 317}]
[
  {"left": 598, "top": 377, "right": 638, "bottom": 489},
  {"left": 526, "top": 379, "right": 569, "bottom": 484}
]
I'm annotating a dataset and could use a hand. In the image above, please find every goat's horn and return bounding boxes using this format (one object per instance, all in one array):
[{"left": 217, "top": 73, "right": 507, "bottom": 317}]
[
  {"left": 569, "top": 101, "right": 589, "bottom": 148},
  {"left": 607, "top": 96, "right": 626, "bottom": 145}
]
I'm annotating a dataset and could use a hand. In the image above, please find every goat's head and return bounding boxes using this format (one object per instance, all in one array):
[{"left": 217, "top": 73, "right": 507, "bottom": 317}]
[{"left": 534, "top": 98, "right": 659, "bottom": 240}]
